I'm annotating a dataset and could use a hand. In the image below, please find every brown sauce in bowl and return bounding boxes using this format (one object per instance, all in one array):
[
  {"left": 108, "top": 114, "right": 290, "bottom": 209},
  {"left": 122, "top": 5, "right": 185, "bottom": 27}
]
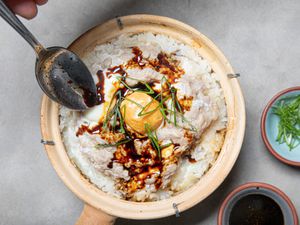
[{"left": 229, "top": 194, "right": 284, "bottom": 225}]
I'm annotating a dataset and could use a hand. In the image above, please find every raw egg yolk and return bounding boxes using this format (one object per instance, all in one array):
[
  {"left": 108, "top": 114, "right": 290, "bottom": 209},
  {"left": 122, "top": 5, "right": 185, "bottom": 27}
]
[{"left": 121, "top": 92, "right": 163, "bottom": 134}]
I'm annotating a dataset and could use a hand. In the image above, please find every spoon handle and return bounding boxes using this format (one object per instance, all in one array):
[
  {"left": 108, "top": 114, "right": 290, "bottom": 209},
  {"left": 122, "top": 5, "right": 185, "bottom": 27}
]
[{"left": 0, "top": 0, "right": 43, "bottom": 53}]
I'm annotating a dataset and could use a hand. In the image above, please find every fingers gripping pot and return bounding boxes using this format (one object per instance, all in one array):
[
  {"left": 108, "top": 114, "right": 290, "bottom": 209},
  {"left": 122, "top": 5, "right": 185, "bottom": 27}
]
[{"left": 40, "top": 15, "right": 245, "bottom": 224}]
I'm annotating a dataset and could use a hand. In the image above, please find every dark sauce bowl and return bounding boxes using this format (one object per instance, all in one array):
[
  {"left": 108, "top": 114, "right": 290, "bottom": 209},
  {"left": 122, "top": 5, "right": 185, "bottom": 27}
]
[{"left": 218, "top": 182, "right": 298, "bottom": 225}]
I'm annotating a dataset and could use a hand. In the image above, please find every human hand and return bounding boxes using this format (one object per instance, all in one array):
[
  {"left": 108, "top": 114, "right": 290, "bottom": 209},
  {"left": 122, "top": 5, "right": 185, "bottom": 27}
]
[{"left": 4, "top": 0, "right": 47, "bottom": 19}]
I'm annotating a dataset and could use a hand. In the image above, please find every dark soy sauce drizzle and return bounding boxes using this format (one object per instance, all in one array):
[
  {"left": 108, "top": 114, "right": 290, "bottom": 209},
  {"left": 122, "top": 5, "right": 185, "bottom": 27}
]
[
  {"left": 95, "top": 70, "right": 105, "bottom": 104},
  {"left": 81, "top": 86, "right": 98, "bottom": 108},
  {"left": 229, "top": 194, "right": 284, "bottom": 225}
]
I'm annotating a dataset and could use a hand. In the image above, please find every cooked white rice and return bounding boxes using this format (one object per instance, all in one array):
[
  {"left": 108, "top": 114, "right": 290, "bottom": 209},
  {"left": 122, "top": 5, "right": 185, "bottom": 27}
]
[{"left": 59, "top": 32, "right": 227, "bottom": 201}]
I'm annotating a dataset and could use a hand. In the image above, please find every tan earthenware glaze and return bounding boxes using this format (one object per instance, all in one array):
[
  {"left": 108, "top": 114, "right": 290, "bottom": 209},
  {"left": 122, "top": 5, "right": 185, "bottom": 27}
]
[{"left": 40, "top": 15, "right": 246, "bottom": 224}]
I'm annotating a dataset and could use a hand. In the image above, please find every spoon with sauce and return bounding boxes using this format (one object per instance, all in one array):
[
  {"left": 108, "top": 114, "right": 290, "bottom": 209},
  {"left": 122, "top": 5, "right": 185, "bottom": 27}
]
[{"left": 0, "top": 0, "right": 97, "bottom": 110}]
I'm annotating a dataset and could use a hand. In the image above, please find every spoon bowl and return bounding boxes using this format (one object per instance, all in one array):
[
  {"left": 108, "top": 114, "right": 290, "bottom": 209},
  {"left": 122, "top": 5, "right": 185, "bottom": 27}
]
[
  {"left": 0, "top": 0, "right": 97, "bottom": 110},
  {"left": 35, "top": 47, "right": 97, "bottom": 110}
]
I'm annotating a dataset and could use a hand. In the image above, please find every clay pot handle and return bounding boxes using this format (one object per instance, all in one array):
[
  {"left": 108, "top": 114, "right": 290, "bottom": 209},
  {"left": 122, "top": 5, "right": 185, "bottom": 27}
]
[{"left": 75, "top": 204, "right": 116, "bottom": 225}]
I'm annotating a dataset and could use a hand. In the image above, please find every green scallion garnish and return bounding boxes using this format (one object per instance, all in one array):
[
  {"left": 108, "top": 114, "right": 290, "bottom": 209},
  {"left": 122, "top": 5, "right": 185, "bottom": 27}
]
[
  {"left": 273, "top": 94, "right": 300, "bottom": 150},
  {"left": 116, "top": 76, "right": 155, "bottom": 94},
  {"left": 96, "top": 138, "right": 131, "bottom": 148},
  {"left": 145, "top": 123, "right": 161, "bottom": 160},
  {"left": 103, "top": 90, "right": 125, "bottom": 133}
]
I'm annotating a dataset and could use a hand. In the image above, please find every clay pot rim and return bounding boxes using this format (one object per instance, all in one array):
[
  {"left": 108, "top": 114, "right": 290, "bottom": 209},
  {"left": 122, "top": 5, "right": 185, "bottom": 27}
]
[{"left": 40, "top": 14, "right": 246, "bottom": 219}]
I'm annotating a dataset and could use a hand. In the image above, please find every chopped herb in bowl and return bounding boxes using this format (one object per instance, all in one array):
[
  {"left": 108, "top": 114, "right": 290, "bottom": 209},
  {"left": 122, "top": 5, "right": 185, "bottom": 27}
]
[{"left": 272, "top": 94, "right": 300, "bottom": 150}]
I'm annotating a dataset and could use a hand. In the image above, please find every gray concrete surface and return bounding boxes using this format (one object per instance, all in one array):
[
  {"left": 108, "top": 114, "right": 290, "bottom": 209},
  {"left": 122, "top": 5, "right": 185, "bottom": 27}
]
[{"left": 0, "top": 0, "right": 299, "bottom": 224}]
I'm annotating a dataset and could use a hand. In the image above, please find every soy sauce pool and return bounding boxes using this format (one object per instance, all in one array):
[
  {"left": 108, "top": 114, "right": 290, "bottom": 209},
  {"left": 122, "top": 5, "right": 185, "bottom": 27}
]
[{"left": 229, "top": 194, "right": 284, "bottom": 225}]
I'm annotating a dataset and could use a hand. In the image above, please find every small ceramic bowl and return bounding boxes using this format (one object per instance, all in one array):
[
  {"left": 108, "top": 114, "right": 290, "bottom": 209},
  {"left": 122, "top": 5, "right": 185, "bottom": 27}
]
[
  {"left": 261, "top": 86, "right": 300, "bottom": 167},
  {"left": 218, "top": 182, "right": 298, "bottom": 225}
]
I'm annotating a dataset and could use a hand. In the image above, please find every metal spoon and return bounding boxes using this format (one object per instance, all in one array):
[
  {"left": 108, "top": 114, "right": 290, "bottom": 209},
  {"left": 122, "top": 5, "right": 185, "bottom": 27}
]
[{"left": 0, "top": 1, "right": 97, "bottom": 110}]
